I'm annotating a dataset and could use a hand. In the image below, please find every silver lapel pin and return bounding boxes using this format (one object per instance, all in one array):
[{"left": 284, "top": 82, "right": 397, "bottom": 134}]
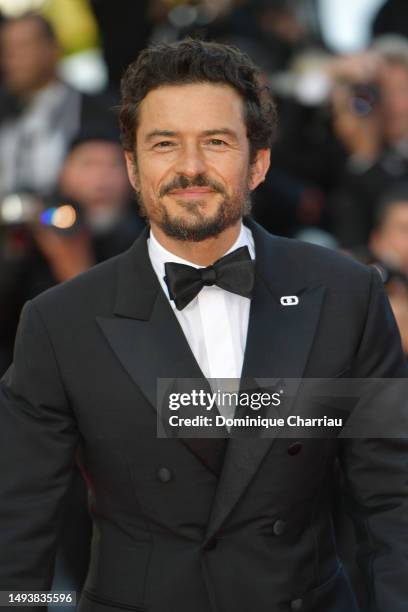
[{"left": 280, "top": 295, "right": 299, "bottom": 306}]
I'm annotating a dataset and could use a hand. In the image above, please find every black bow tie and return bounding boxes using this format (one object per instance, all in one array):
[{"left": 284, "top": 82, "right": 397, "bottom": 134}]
[{"left": 164, "top": 246, "right": 255, "bottom": 310}]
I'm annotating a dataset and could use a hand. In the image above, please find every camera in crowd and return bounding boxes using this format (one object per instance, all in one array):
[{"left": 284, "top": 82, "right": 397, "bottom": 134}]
[{"left": 0, "top": 192, "right": 81, "bottom": 234}]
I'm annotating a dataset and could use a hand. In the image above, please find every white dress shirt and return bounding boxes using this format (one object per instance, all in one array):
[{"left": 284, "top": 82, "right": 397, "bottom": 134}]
[{"left": 148, "top": 223, "right": 255, "bottom": 386}]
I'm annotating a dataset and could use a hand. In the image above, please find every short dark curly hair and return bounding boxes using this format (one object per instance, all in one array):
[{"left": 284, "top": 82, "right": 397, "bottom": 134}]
[{"left": 119, "top": 38, "right": 277, "bottom": 163}]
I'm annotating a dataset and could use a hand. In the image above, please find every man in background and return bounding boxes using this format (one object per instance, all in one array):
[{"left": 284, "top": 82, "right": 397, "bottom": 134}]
[
  {"left": 0, "top": 12, "right": 112, "bottom": 200},
  {"left": 0, "top": 130, "right": 144, "bottom": 375},
  {"left": 330, "top": 38, "right": 408, "bottom": 246},
  {"left": 368, "top": 184, "right": 408, "bottom": 356},
  {"left": 369, "top": 183, "right": 408, "bottom": 277}
]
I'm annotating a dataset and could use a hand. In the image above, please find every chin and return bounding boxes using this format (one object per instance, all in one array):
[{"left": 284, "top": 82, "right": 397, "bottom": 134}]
[
  {"left": 172, "top": 195, "right": 220, "bottom": 211},
  {"left": 158, "top": 207, "right": 241, "bottom": 242},
  {"left": 169, "top": 205, "right": 220, "bottom": 225}
]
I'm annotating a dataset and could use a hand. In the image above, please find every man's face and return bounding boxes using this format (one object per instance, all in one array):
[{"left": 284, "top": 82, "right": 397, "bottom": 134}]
[
  {"left": 0, "top": 18, "right": 58, "bottom": 96},
  {"left": 370, "top": 202, "right": 408, "bottom": 275},
  {"left": 125, "top": 82, "right": 269, "bottom": 241},
  {"left": 380, "top": 63, "right": 408, "bottom": 144}
]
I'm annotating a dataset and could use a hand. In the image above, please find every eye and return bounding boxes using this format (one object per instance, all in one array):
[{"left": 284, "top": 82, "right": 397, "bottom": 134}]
[
  {"left": 154, "top": 141, "right": 176, "bottom": 148},
  {"left": 207, "top": 139, "right": 228, "bottom": 146}
]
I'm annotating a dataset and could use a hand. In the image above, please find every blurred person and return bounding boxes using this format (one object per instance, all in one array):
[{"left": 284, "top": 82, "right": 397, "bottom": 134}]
[
  {"left": 0, "top": 12, "right": 114, "bottom": 200},
  {"left": 0, "top": 130, "right": 144, "bottom": 376},
  {"left": 35, "top": 128, "right": 144, "bottom": 274},
  {"left": 366, "top": 184, "right": 408, "bottom": 357},
  {"left": 369, "top": 183, "right": 408, "bottom": 277},
  {"left": 338, "top": 183, "right": 408, "bottom": 357},
  {"left": 328, "top": 39, "right": 408, "bottom": 246}
]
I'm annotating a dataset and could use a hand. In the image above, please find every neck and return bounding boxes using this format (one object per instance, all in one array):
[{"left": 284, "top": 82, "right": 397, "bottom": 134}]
[{"left": 150, "top": 221, "right": 242, "bottom": 266}]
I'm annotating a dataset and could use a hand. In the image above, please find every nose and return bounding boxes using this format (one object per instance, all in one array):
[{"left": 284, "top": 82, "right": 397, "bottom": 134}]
[{"left": 174, "top": 142, "right": 207, "bottom": 177}]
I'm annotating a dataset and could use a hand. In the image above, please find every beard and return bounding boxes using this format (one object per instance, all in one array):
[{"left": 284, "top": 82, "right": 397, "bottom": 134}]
[{"left": 134, "top": 171, "right": 252, "bottom": 242}]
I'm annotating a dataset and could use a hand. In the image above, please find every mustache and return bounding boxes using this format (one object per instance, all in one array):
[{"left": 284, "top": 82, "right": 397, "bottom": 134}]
[{"left": 159, "top": 174, "right": 226, "bottom": 198}]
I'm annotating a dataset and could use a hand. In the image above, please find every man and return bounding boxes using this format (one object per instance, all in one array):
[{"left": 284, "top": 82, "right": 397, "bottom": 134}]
[
  {"left": 0, "top": 12, "right": 113, "bottom": 200},
  {"left": 0, "top": 39, "right": 407, "bottom": 612},
  {"left": 329, "top": 37, "right": 408, "bottom": 247}
]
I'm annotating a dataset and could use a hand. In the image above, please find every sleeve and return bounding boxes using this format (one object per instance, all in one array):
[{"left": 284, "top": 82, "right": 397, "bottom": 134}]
[
  {"left": 338, "top": 267, "right": 408, "bottom": 612},
  {"left": 0, "top": 299, "right": 79, "bottom": 607}
]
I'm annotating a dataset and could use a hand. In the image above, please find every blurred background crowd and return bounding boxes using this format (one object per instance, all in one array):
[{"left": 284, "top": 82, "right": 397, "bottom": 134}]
[{"left": 1, "top": 0, "right": 408, "bottom": 607}]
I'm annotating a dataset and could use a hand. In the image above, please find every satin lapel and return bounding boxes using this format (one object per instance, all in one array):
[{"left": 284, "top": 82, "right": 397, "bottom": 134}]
[
  {"left": 96, "top": 229, "right": 225, "bottom": 473},
  {"left": 205, "top": 218, "right": 326, "bottom": 540},
  {"left": 96, "top": 292, "right": 207, "bottom": 418}
]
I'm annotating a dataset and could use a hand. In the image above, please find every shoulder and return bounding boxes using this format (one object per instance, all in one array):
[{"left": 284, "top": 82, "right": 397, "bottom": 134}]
[
  {"left": 31, "top": 249, "right": 125, "bottom": 321},
  {"left": 253, "top": 222, "right": 374, "bottom": 291}
]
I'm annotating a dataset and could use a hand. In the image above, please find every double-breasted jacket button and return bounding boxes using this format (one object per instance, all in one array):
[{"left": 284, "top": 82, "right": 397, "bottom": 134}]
[
  {"left": 273, "top": 519, "right": 286, "bottom": 536},
  {"left": 290, "top": 598, "right": 303, "bottom": 611},
  {"left": 157, "top": 467, "right": 172, "bottom": 483},
  {"left": 287, "top": 441, "right": 303, "bottom": 456}
]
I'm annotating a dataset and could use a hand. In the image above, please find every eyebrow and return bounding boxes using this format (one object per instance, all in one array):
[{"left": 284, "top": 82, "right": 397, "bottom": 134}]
[
  {"left": 144, "top": 128, "right": 239, "bottom": 142},
  {"left": 144, "top": 130, "right": 177, "bottom": 142},
  {"left": 201, "top": 129, "right": 239, "bottom": 140}
]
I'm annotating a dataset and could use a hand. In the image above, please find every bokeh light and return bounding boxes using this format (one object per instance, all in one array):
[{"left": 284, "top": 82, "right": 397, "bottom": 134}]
[
  {"left": 0, "top": 194, "right": 24, "bottom": 223},
  {"left": 0, "top": 0, "right": 45, "bottom": 17},
  {"left": 40, "top": 204, "right": 77, "bottom": 229}
]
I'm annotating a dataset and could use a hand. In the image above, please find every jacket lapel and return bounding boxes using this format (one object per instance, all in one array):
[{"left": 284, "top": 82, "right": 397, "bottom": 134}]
[
  {"left": 205, "top": 218, "right": 326, "bottom": 540},
  {"left": 96, "top": 228, "right": 226, "bottom": 474}
]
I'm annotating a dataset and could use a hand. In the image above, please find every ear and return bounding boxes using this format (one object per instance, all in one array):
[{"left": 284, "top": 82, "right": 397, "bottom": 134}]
[
  {"left": 248, "top": 148, "right": 271, "bottom": 190},
  {"left": 124, "top": 151, "right": 139, "bottom": 191}
]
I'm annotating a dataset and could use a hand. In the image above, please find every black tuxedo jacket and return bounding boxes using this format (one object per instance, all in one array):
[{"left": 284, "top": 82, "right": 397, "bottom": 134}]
[{"left": 0, "top": 218, "right": 407, "bottom": 612}]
